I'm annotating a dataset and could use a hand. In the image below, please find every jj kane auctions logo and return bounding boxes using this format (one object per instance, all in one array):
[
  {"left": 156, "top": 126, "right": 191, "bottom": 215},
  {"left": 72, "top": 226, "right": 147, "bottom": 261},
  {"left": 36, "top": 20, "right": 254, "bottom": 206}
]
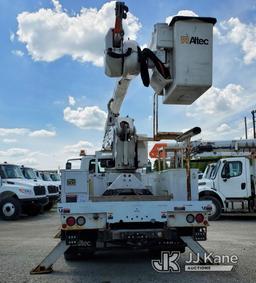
[{"left": 180, "top": 35, "right": 209, "bottom": 45}]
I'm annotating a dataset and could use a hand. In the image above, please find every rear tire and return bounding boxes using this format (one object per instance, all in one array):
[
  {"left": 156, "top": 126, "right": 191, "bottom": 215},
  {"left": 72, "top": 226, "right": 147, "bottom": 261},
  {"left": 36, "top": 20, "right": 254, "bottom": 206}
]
[
  {"left": 200, "top": 195, "right": 222, "bottom": 221},
  {"left": 0, "top": 197, "right": 21, "bottom": 220},
  {"left": 64, "top": 245, "right": 95, "bottom": 261}
]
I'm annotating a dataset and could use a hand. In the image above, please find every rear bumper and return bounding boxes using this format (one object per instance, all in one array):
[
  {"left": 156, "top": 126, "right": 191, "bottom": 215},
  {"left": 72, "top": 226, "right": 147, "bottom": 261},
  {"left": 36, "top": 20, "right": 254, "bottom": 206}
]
[
  {"left": 61, "top": 226, "right": 207, "bottom": 249},
  {"left": 21, "top": 196, "right": 49, "bottom": 207}
]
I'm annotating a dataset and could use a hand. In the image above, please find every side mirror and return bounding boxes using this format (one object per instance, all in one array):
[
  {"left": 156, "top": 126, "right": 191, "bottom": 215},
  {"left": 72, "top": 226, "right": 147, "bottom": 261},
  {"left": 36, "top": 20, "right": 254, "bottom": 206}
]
[{"left": 66, "top": 162, "right": 72, "bottom": 170}]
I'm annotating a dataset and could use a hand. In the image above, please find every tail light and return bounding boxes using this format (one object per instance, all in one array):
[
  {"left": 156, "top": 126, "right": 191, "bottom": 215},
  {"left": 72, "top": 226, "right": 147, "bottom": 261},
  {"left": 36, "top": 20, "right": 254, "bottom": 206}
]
[
  {"left": 186, "top": 214, "right": 195, "bottom": 223},
  {"left": 66, "top": 216, "right": 76, "bottom": 226},
  {"left": 195, "top": 213, "right": 204, "bottom": 223},
  {"left": 77, "top": 216, "right": 86, "bottom": 226}
]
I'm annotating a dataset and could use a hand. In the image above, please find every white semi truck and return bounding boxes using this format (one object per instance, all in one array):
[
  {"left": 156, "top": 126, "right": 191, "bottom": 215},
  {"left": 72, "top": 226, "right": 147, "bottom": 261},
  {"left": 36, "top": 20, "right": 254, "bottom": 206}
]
[
  {"left": 31, "top": 2, "right": 216, "bottom": 273},
  {"left": 0, "top": 163, "right": 49, "bottom": 220}
]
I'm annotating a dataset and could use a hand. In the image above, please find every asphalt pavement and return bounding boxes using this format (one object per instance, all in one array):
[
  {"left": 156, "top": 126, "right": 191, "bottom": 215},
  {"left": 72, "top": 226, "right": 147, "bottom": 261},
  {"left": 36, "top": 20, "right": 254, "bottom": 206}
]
[{"left": 0, "top": 211, "right": 255, "bottom": 283}]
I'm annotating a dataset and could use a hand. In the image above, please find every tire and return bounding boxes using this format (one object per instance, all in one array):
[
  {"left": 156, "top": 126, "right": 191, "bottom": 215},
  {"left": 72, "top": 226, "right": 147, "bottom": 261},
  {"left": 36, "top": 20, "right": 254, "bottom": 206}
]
[
  {"left": 0, "top": 197, "right": 21, "bottom": 220},
  {"left": 64, "top": 245, "right": 95, "bottom": 261},
  {"left": 43, "top": 201, "right": 54, "bottom": 211},
  {"left": 200, "top": 195, "right": 222, "bottom": 221},
  {"left": 25, "top": 205, "right": 41, "bottom": 216}
]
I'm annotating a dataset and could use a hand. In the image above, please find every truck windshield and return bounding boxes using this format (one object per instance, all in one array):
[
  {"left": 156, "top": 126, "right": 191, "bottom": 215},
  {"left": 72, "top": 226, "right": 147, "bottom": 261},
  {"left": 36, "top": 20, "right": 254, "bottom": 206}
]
[
  {"left": 50, "top": 173, "right": 60, "bottom": 181},
  {"left": 22, "top": 168, "right": 37, "bottom": 179},
  {"left": 35, "top": 171, "right": 43, "bottom": 180},
  {"left": 1, "top": 165, "right": 24, "bottom": 179},
  {"left": 41, "top": 173, "right": 52, "bottom": 181}
]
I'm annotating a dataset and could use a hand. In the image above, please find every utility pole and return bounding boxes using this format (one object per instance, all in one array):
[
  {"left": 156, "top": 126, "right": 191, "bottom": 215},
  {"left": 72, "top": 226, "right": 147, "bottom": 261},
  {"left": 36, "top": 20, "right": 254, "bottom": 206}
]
[
  {"left": 244, "top": 117, "right": 248, "bottom": 139},
  {"left": 252, "top": 110, "right": 256, "bottom": 139}
]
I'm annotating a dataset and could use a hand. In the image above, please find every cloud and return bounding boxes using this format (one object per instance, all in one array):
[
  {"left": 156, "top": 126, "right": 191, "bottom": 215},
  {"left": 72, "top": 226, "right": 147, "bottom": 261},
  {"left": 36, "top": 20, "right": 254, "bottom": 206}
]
[
  {"left": 216, "top": 123, "right": 231, "bottom": 133},
  {"left": 0, "top": 148, "right": 30, "bottom": 158},
  {"left": 3, "top": 139, "right": 17, "bottom": 144},
  {"left": 215, "top": 17, "right": 256, "bottom": 64},
  {"left": 68, "top": 96, "right": 76, "bottom": 106},
  {"left": 63, "top": 105, "right": 107, "bottom": 130},
  {"left": 187, "top": 84, "right": 244, "bottom": 118},
  {"left": 16, "top": 1, "right": 141, "bottom": 66},
  {"left": 0, "top": 128, "right": 29, "bottom": 136},
  {"left": 166, "top": 10, "right": 198, "bottom": 24},
  {"left": 11, "top": 50, "right": 24, "bottom": 57},
  {"left": 10, "top": 31, "right": 15, "bottom": 42},
  {"left": 51, "top": 0, "right": 62, "bottom": 13},
  {"left": 18, "top": 157, "right": 38, "bottom": 167},
  {"left": 29, "top": 129, "right": 56, "bottom": 137},
  {"left": 64, "top": 140, "right": 98, "bottom": 155}
]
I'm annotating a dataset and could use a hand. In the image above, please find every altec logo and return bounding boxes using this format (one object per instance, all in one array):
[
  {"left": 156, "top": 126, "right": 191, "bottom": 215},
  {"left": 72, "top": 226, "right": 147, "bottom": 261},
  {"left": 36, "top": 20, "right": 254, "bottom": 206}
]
[{"left": 180, "top": 35, "right": 209, "bottom": 45}]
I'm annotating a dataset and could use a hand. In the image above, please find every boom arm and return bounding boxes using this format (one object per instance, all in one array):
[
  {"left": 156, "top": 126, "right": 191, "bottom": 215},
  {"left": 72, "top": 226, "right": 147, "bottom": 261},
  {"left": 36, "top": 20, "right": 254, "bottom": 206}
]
[{"left": 102, "top": 77, "right": 132, "bottom": 150}]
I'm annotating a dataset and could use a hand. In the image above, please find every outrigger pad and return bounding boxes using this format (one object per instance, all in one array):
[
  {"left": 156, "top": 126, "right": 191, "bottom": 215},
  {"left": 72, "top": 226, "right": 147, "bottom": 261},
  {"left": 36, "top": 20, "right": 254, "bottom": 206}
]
[
  {"left": 30, "top": 265, "right": 53, "bottom": 274},
  {"left": 30, "top": 240, "right": 70, "bottom": 274}
]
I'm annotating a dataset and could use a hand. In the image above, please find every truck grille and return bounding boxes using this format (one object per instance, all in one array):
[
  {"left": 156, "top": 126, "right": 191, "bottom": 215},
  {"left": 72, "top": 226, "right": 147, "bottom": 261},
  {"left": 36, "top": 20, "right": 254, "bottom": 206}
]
[
  {"left": 34, "top": 186, "right": 46, "bottom": 196},
  {"left": 48, "top": 185, "right": 58, "bottom": 194}
]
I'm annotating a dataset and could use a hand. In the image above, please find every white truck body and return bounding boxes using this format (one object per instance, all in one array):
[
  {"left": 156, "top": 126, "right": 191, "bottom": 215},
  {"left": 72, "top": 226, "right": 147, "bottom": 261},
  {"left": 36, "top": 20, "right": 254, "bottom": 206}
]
[
  {"left": 198, "top": 156, "right": 256, "bottom": 219},
  {"left": 21, "top": 167, "right": 59, "bottom": 211},
  {"left": 0, "top": 163, "right": 48, "bottom": 220},
  {"left": 58, "top": 153, "right": 211, "bottom": 253}
]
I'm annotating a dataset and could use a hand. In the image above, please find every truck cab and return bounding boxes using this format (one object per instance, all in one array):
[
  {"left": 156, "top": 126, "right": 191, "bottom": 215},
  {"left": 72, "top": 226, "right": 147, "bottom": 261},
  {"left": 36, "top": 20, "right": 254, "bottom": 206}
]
[
  {"left": 198, "top": 157, "right": 256, "bottom": 220},
  {"left": 49, "top": 172, "right": 61, "bottom": 193},
  {"left": 0, "top": 163, "right": 49, "bottom": 220},
  {"left": 21, "top": 166, "right": 59, "bottom": 211}
]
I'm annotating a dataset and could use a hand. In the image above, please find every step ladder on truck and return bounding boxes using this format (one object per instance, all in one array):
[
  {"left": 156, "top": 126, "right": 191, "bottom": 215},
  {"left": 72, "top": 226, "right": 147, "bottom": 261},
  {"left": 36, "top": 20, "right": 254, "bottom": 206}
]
[{"left": 31, "top": 2, "right": 217, "bottom": 273}]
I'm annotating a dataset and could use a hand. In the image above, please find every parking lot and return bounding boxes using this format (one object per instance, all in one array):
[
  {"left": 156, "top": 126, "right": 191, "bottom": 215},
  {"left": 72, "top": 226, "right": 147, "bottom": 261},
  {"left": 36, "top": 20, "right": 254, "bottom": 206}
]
[{"left": 0, "top": 211, "right": 255, "bottom": 283}]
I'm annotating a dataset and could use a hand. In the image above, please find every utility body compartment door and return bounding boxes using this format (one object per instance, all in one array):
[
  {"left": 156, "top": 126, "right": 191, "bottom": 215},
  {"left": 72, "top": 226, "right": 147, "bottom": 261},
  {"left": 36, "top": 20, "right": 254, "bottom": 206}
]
[{"left": 61, "top": 169, "right": 89, "bottom": 203}]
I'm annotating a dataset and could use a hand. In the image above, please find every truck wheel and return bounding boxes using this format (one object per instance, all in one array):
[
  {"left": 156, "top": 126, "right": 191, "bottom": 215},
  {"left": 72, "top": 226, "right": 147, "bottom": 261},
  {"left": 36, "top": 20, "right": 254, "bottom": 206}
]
[
  {"left": 200, "top": 195, "right": 222, "bottom": 221},
  {"left": 43, "top": 201, "right": 54, "bottom": 211},
  {"left": 25, "top": 205, "right": 41, "bottom": 216},
  {"left": 64, "top": 247, "right": 79, "bottom": 261},
  {"left": 64, "top": 245, "right": 95, "bottom": 261},
  {"left": 0, "top": 197, "right": 21, "bottom": 220}
]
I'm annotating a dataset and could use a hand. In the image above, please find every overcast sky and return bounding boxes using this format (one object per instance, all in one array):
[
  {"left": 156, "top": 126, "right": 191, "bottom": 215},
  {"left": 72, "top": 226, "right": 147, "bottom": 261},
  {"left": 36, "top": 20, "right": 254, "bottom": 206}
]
[{"left": 0, "top": 0, "right": 256, "bottom": 169}]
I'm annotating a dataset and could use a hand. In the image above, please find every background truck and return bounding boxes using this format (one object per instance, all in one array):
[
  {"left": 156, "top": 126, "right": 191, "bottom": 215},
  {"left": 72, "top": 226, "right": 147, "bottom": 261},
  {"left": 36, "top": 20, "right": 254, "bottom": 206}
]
[
  {"left": 0, "top": 163, "right": 48, "bottom": 220},
  {"left": 21, "top": 167, "right": 59, "bottom": 211},
  {"left": 31, "top": 2, "right": 216, "bottom": 274},
  {"left": 157, "top": 139, "right": 256, "bottom": 220}
]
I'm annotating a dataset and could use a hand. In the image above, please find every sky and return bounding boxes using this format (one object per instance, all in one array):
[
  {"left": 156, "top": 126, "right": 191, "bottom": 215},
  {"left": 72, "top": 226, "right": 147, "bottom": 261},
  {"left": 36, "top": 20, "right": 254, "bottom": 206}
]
[{"left": 0, "top": 0, "right": 256, "bottom": 169}]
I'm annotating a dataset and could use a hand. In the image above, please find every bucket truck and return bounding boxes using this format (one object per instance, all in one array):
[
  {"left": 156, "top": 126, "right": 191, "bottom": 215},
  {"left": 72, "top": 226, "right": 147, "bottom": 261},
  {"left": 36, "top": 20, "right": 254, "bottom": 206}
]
[
  {"left": 154, "top": 139, "right": 256, "bottom": 220},
  {"left": 194, "top": 139, "right": 256, "bottom": 220},
  {"left": 31, "top": 2, "right": 217, "bottom": 273}
]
